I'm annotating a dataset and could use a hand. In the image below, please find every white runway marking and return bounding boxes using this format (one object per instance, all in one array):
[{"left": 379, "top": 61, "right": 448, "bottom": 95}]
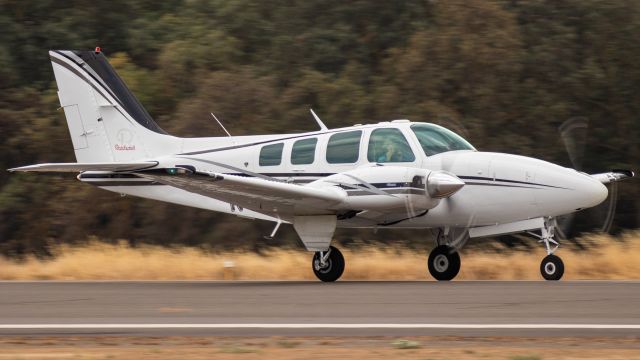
[{"left": 0, "top": 324, "right": 639, "bottom": 329}]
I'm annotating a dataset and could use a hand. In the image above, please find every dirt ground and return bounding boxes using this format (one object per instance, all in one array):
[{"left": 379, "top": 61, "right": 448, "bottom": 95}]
[{"left": 0, "top": 336, "right": 639, "bottom": 360}]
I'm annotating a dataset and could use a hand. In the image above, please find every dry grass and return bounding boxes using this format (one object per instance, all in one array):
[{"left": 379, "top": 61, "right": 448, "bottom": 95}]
[
  {"left": 1, "top": 336, "right": 640, "bottom": 360},
  {"left": 0, "top": 232, "right": 639, "bottom": 280}
]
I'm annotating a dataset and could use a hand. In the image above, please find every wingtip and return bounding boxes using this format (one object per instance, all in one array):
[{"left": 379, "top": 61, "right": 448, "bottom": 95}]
[
  {"left": 611, "top": 169, "right": 635, "bottom": 179},
  {"left": 7, "top": 166, "right": 26, "bottom": 172}
]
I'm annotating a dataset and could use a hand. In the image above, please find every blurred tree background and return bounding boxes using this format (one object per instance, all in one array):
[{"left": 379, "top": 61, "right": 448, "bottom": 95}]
[{"left": 0, "top": 0, "right": 637, "bottom": 257}]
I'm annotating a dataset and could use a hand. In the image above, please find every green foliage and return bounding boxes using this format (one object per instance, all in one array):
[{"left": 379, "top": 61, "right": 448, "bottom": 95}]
[
  {"left": 509, "top": 355, "right": 541, "bottom": 360},
  {"left": 0, "top": 0, "right": 638, "bottom": 255},
  {"left": 391, "top": 339, "right": 421, "bottom": 349},
  {"left": 276, "top": 340, "right": 301, "bottom": 348},
  {"left": 219, "top": 345, "right": 261, "bottom": 354}
]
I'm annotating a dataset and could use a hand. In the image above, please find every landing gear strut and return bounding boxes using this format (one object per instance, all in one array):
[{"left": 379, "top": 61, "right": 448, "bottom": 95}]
[
  {"left": 528, "top": 218, "right": 564, "bottom": 281},
  {"left": 428, "top": 228, "right": 461, "bottom": 281},
  {"left": 312, "top": 246, "right": 344, "bottom": 282}
]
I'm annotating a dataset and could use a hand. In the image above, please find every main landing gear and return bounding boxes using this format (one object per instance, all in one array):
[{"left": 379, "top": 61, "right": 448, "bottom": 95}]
[
  {"left": 428, "top": 245, "right": 461, "bottom": 281},
  {"left": 428, "top": 228, "right": 462, "bottom": 281},
  {"left": 528, "top": 219, "right": 564, "bottom": 281},
  {"left": 312, "top": 246, "right": 345, "bottom": 282}
]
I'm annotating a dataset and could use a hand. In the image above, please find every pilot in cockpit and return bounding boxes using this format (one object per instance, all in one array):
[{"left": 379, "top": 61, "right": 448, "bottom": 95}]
[{"left": 378, "top": 139, "right": 403, "bottom": 162}]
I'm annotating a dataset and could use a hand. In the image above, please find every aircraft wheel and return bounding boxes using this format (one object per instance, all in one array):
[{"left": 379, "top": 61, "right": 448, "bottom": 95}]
[
  {"left": 428, "top": 245, "right": 460, "bottom": 281},
  {"left": 312, "top": 246, "right": 345, "bottom": 282},
  {"left": 540, "top": 254, "right": 564, "bottom": 281}
]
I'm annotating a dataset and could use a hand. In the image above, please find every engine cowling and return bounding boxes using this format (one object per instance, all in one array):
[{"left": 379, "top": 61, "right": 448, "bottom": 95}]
[{"left": 309, "top": 166, "right": 464, "bottom": 212}]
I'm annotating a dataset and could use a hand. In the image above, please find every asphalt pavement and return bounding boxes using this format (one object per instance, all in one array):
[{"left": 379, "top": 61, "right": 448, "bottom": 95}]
[{"left": 0, "top": 281, "right": 638, "bottom": 336}]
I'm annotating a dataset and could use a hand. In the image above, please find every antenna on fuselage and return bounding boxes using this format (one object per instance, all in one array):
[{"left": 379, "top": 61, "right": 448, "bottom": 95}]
[
  {"left": 310, "top": 108, "right": 329, "bottom": 131},
  {"left": 210, "top": 112, "right": 232, "bottom": 137}
]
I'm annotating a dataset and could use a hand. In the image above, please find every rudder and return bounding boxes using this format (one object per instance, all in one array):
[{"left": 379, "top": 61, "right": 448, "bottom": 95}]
[{"left": 49, "top": 49, "right": 179, "bottom": 162}]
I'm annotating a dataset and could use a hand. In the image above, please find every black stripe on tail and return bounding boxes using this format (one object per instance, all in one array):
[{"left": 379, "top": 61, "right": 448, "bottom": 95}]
[{"left": 53, "top": 50, "right": 167, "bottom": 135}]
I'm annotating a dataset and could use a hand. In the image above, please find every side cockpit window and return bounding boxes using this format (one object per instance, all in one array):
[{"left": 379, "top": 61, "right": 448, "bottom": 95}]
[
  {"left": 326, "top": 131, "right": 362, "bottom": 164},
  {"left": 367, "top": 128, "right": 416, "bottom": 163},
  {"left": 259, "top": 143, "right": 284, "bottom": 166},
  {"left": 291, "top": 138, "right": 317, "bottom": 165}
]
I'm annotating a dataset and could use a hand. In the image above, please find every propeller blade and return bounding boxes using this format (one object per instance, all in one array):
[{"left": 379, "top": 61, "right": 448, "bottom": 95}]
[
  {"left": 558, "top": 117, "right": 589, "bottom": 170},
  {"left": 598, "top": 181, "right": 618, "bottom": 233},
  {"left": 552, "top": 215, "right": 572, "bottom": 240}
]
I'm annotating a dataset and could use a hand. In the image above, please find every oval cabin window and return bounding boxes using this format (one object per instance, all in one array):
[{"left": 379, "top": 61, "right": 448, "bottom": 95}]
[
  {"left": 291, "top": 138, "right": 317, "bottom": 165},
  {"left": 259, "top": 143, "right": 284, "bottom": 166}
]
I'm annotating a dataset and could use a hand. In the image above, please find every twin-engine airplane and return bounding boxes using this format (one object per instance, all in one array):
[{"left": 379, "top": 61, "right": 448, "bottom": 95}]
[{"left": 9, "top": 49, "right": 634, "bottom": 281}]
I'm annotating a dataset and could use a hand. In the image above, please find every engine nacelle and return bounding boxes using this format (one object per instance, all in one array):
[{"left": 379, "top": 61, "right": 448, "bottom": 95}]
[{"left": 309, "top": 166, "right": 464, "bottom": 212}]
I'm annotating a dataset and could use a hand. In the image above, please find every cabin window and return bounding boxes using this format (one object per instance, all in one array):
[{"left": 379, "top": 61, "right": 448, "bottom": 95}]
[
  {"left": 291, "top": 138, "right": 317, "bottom": 165},
  {"left": 326, "top": 131, "right": 362, "bottom": 164},
  {"left": 367, "top": 128, "right": 416, "bottom": 163},
  {"left": 259, "top": 143, "right": 284, "bottom": 166}
]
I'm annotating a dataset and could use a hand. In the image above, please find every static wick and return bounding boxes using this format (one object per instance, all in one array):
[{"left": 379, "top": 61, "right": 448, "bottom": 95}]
[{"left": 210, "top": 113, "right": 231, "bottom": 137}]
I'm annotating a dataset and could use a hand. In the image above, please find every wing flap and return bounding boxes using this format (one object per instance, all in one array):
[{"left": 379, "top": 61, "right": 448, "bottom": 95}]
[
  {"left": 135, "top": 171, "right": 346, "bottom": 217},
  {"left": 8, "top": 161, "right": 158, "bottom": 173}
]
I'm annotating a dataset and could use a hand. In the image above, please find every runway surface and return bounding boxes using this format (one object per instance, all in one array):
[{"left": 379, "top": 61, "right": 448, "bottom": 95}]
[{"left": 1, "top": 281, "right": 639, "bottom": 336}]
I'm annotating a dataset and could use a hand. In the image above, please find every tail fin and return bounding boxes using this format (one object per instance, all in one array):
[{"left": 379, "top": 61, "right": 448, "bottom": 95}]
[{"left": 49, "top": 49, "right": 179, "bottom": 162}]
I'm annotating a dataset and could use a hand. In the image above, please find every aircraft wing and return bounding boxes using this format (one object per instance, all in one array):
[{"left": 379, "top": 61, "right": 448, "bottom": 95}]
[
  {"left": 135, "top": 171, "right": 346, "bottom": 217},
  {"left": 8, "top": 162, "right": 158, "bottom": 173}
]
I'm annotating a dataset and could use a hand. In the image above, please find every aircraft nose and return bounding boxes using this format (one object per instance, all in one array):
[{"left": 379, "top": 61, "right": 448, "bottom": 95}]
[
  {"left": 534, "top": 166, "right": 609, "bottom": 216},
  {"left": 578, "top": 175, "right": 608, "bottom": 208}
]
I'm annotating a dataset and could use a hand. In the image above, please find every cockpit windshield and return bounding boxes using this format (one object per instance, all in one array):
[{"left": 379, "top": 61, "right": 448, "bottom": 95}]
[{"left": 410, "top": 123, "right": 475, "bottom": 156}]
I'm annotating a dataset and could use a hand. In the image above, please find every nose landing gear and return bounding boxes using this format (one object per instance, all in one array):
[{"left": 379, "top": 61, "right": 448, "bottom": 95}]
[
  {"left": 540, "top": 254, "right": 564, "bottom": 281},
  {"left": 312, "top": 246, "right": 345, "bottom": 282},
  {"left": 528, "top": 218, "right": 564, "bottom": 281}
]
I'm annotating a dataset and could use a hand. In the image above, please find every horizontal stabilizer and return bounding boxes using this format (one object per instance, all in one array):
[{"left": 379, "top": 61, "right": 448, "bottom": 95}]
[
  {"left": 8, "top": 161, "right": 158, "bottom": 173},
  {"left": 590, "top": 169, "right": 635, "bottom": 184}
]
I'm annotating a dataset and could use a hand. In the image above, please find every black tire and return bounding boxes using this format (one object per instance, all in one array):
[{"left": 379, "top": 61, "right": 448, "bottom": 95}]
[
  {"left": 312, "top": 246, "right": 345, "bottom": 282},
  {"left": 428, "top": 245, "right": 461, "bottom": 281},
  {"left": 540, "top": 254, "right": 564, "bottom": 281}
]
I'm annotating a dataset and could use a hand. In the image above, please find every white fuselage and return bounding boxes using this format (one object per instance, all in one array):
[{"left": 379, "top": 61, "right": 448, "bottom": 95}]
[{"left": 80, "top": 121, "right": 608, "bottom": 229}]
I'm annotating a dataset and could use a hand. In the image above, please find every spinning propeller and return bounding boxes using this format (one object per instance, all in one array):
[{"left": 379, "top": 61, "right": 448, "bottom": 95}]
[
  {"left": 412, "top": 116, "right": 627, "bottom": 249},
  {"left": 555, "top": 117, "right": 620, "bottom": 239}
]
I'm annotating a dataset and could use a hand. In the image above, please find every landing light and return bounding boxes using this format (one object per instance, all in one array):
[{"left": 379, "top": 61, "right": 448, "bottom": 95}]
[{"left": 164, "top": 167, "right": 193, "bottom": 175}]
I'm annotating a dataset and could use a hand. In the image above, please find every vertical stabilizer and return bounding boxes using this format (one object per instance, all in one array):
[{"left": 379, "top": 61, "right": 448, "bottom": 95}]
[{"left": 49, "top": 49, "right": 179, "bottom": 162}]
